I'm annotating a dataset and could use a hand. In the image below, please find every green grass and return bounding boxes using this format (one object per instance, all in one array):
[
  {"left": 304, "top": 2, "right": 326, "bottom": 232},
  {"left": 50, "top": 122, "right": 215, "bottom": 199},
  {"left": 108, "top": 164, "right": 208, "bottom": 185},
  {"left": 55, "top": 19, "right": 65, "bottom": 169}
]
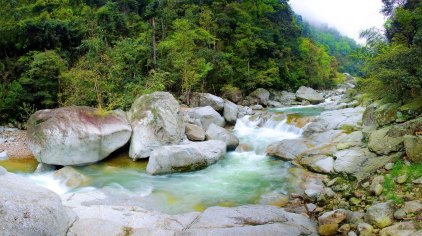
[{"left": 382, "top": 160, "right": 422, "bottom": 204}]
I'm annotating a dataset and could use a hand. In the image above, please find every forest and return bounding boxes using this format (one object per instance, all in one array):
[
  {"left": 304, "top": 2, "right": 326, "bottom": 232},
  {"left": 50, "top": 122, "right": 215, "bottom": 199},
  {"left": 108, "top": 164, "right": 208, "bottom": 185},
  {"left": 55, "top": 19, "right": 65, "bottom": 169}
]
[{"left": 0, "top": 0, "right": 361, "bottom": 124}]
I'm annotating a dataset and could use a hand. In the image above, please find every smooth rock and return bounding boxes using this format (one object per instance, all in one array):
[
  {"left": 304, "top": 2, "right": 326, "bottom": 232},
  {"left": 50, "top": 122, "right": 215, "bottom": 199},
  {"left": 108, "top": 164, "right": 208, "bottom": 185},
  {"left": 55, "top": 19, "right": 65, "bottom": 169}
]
[
  {"left": 129, "top": 92, "right": 184, "bottom": 159},
  {"left": 396, "top": 174, "right": 408, "bottom": 184},
  {"left": 187, "top": 106, "right": 225, "bottom": 130},
  {"left": 205, "top": 124, "right": 239, "bottom": 150},
  {"left": 404, "top": 135, "right": 422, "bottom": 163},
  {"left": 402, "top": 200, "right": 422, "bottom": 214},
  {"left": 317, "top": 107, "right": 365, "bottom": 131},
  {"left": 385, "top": 162, "right": 394, "bottom": 170},
  {"left": 0, "top": 171, "right": 74, "bottom": 236},
  {"left": 300, "top": 155, "right": 334, "bottom": 174},
  {"left": 187, "top": 205, "right": 317, "bottom": 235},
  {"left": 266, "top": 138, "right": 308, "bottom": 160},
  {"left": 27, "top": 106, "right": 132, "bottom": 165},
  {"left": 146, "top": 140, "right": 226, "bottom": 175},
  {"left": 223, "top": 100, "right": 238, "bottom": 124},
  {"left": 185, "top": 124, "right": 205, "bottom": 141},
  {"left": 393, "top": 209, "right": 406, "bottom": 220},
  {"left": 295, "top": 86, "right": 325, "bottom": 104},
  {"left": 257, "top": 192, "right": 289, "bottom": 207},
  {"left": 35, "top": 163, "right": 56, "bottom": 173},
  {"left": 188, "top": 92, "right": 225, "bottom": 112},
  {"left": 318, "top": 209, "right": 347, "bottom": 225},
  {"left": 365, "top": 201, "right": 395, "bottom": 229},
  {"left": 54, "top": 166, "right": 89, "bottom": 188}
]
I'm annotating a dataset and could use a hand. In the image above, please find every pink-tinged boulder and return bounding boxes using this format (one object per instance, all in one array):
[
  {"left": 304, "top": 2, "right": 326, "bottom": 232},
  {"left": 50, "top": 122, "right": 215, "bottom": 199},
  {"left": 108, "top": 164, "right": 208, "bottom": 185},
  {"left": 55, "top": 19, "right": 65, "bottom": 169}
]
[{"left": 27, "top": 106, "right": 132, "bottom": 166}]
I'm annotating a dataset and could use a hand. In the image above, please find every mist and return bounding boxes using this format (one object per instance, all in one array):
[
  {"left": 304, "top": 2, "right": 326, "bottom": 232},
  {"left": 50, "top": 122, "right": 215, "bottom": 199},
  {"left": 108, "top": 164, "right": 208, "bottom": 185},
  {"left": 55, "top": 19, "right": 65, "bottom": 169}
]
[{"left": 289, "top": 0, "right": 386, "bottom": 44}]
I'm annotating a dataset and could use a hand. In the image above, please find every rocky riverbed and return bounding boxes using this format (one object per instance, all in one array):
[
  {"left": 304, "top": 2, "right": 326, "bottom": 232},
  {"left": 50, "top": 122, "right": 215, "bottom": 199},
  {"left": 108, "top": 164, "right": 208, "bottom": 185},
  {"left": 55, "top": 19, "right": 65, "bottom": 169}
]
[{"left": 0, "top": 74, "right": 421, "bottom": 236}]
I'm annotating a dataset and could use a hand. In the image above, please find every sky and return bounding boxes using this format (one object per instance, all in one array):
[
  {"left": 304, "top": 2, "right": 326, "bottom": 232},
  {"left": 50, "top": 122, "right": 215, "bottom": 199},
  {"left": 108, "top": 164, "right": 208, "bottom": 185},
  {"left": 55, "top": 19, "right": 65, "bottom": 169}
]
[{"left": 289, "top": 0, "right": 386, "bottom": 44}]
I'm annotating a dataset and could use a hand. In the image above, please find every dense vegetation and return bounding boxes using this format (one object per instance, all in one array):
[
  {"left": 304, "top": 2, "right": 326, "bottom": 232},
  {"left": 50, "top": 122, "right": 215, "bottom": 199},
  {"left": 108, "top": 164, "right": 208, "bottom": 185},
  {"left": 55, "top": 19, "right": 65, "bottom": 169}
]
[
  {"left": 358, "top": 0, "right": 422, "bottom": 103},
  {"left": 0, "top": 0, "right": 358, "bottom": 124}
]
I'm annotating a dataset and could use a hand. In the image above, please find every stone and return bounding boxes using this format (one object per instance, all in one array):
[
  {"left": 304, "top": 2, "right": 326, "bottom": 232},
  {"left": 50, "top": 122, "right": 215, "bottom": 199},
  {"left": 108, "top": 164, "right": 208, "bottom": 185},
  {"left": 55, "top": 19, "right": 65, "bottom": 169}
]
[
  {"left": 295, "top": 86, "right": 325, "bottom": 104},
  {"left": 404, "top": 135, "right": 422, "bottom": 163},
  {"left": 357, "top": 223, "right": 374, "bottom": 236},
  {"left": 54, "top": 166, "right": 90, "bottom": 188},
  {"left": 337, "top": 131, "right": 363, "bottom": 150},
  {"left": 0, "top": 150, "right": 8, "bottom": 160},
  {"left": 188, "top": 92, "right": 225, "bottom": 112},
  {"left": 373, "top": 184, "right": 384, "bottom": 196},
  {"left": 385, "top": 162, "right": 394, "bottom": 170},
  {"left": 318, "top": 224, "right": 339, "bottom": 236},
  {"left": 205, "top": 124, "right": 239, "bottom": 150},
  {"left": 146, "top": 140, "right": 226, "bottom": 175},
  {"left": 348, "top": 231, "right": 358, "bottom": 236},
  {"left": 266, "top": 138, "right": 308, "bottom": 160},
  {"left": 129, "top": 92, "right": 184, "bottom": 159},
  {"left": 187, "top": 106, "right": 225, "bottom": 130},
  {"left": 402, "top": 200, "right": 422, "bottom": 214},
  {"left": 300, "top": 155, "right": 334, "bottom": 174},
  {"left": 222, "top": 87, "right": 243, "bottom": 103},
  {"left": 393, "top": 209, "right": 406, "bottom": 220},
  {"left": 27, "top": 106, "right": 132, "bottom": 166},
  {"left": 379, "top": 222, "right": 418, "bottom": 236},
  {"left": 223, "top": 100, "right": 238, "bottom": 124},
  {"left": 368, "top": 127, "right": 404, "bottom": 155},
  {"left": 338, "top": 224, "right": 351, "bottom": 235},
  {"left": 365, "top": 201, "right": 395, "bottom": 229},
  {"left": 413, "top": 177, "right": 422, "bottom": 184},
  {"left": 185, "top": 124, "right": 206, "bottom": 141},
  {"left": 251, "top": 104, "right": 263, "bottom": 110},
  {"left": 302, "top": 120, "right": 329, "bottom": 137},
  {"left": 0, "top": 171, "right": 74, "bottom": 236},
  {"left": 374, "top": 103, "right": 400, "bottom": 127},
  {"left": 248, "top": 88, "right": 270, "bottom": 106},
  {"left": 187, "top": 205, "right": 317, "bottom": 235},
  {"left": 317, "top": 107, "right": 365, "bottom": 131},
  {"left": 333, "top": 148, "right": 371, "bottom": 174},
  {"left": 396, "top": 174, "right": 408, "bottom": 184},
  {"left": 318, "top": 209, "right": 347, "bottom": 226},
  {"left": 267, "top": 100, "right": 283, "bottom": 108},
  {"left": 257, "top": 192, "right": 289, "bottom": 207},
  {"left": 371, "top": 176, "right": 385, "bottom": 195}
]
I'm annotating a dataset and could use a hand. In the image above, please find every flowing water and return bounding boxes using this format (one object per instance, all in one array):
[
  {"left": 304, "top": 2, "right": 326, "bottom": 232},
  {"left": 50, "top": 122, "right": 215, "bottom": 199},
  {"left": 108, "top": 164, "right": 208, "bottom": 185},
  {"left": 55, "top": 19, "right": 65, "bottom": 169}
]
[{"left": 1, "top": 106, "right": 325, "bottom": 214}]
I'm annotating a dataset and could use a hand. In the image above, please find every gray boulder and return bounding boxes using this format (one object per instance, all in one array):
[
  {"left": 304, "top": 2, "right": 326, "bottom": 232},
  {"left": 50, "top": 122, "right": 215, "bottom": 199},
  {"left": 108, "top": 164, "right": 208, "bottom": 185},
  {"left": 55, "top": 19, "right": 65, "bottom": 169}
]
[
  {"left": 129, "top": 92, "right": 184, "bottom": 160},
  {"left": 365, "top": 201, "right": 395, "bottom": 229},
  {"left": 248, "top": 88, "right": 270, "bottom": 106},
  {"left": 146, "top": 140, "right": 226, "bottom": 175},
  {"left": 185, "top": 123, "right": 206, "bottom": 141},
  {"left": 368, "top": 127, "right": 404, "bottom": 155},
  {"left": 266, "top": 138, "right": 308, "bottom": 161},
  {"left": 317, "top": 107, "right": 365, "bottom": 131},
  {"left": 188, "top": 93, "right": 225, "bottom": 112},
  {"left": 379, "top": 222, "right": 419, "bottom": 236},
  {"left": 404, "top": 135, "right": 422, "bottom": 163},
  {"left": 187, "top": 106, "right": 225, "bottom": 130},
  {"left": 223, "top": 100, "right": 238, "bottom": 124},
  {"left": 0, "top": 167, "right": 74, "bottom": 236},
  {"left": 300, "top": 155, "right": 334, "bottom": 174},
  {"left": 185, "top": 205, "right": 317, "bottom": 236},
  {"left": 295, "top": 86, "right": 325, "bottom": 104},
  {"left": 27, "top": 106, "right": 132, "bottom": 166},
  {"left": 206, "top": 124, "right": 239, "bottom": 150}
]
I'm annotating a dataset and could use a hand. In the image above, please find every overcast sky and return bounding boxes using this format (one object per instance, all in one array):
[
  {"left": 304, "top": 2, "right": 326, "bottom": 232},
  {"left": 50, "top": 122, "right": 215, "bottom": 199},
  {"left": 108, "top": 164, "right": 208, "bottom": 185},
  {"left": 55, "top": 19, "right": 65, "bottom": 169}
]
[{"left": 289, "top": 0, "right": 386, "bottom": 43}]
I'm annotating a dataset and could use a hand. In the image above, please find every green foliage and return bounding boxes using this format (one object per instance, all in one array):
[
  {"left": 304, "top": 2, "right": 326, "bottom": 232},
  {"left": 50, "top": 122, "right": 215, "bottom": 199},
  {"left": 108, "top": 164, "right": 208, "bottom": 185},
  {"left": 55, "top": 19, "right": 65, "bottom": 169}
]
[
  {"left": 0, "top": 0, "right": 359, "bottom": 124},
  {"left": 359, "top": 0, "right": 422, "bottom": 104}
]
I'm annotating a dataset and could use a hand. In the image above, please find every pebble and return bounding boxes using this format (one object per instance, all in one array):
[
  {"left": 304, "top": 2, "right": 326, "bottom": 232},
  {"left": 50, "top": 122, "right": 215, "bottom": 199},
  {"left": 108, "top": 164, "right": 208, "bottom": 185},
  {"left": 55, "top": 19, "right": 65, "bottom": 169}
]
[
  {"left": 361, "top": 182, "right": 370, "bottom": 188},
  {"left": 373, "top": 184, "right": 383, "bottom": 196},
  {"left": 393, "top": 209, "right": 406, "bottom": 219},
  {"left": 384, "top": 162, "right": 394, "bottom": 170},
  {"left": 338, "top": 224, "right": 351, "bottom": 234},
  {"left": 347, "top": 231, "right": 358, "bottom": 236},
  {"left": 396, "top": 175, "right": 408, "bottom": 184},
  {"left": 413, "top": 177, "right": 422, "bottom": 184},
  {"left": 357, "top": 223, "right": 373, "bottom": 236},
  {"left": 306, "top": 203, "right": 317, "bottom": 212}
]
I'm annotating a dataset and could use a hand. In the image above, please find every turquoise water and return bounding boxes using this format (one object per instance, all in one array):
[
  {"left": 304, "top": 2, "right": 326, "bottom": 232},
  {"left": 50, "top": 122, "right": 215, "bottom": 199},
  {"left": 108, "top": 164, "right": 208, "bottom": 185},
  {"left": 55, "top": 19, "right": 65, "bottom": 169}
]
[{"left": 18, "top": 105, "right": 323, "bottom": 214}]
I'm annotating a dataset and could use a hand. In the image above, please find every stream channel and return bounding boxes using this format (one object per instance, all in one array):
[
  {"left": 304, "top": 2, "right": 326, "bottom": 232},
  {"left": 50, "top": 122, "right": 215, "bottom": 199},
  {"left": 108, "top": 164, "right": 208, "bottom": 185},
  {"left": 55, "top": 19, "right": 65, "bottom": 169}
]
[{"left": 1, "top": 105, "right": 326, "bottom": 214}]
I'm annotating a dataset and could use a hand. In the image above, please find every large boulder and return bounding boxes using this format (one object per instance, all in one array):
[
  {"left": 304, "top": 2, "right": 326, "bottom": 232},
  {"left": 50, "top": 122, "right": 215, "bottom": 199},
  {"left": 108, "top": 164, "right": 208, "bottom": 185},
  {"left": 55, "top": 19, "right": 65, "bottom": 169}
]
[
  {"left": 129, "top": 92, "right": 184, "bottom": 160},
  {"left": 27, "top": 106, "right": 132, "bottom": 166},
  {"left": 185, "top": 205, "right": 317, "bottom": 235},
  {"left": 316, "top": 107, "right": 365, "bottom": 131},
  {"left": 368, "top": 127, "right": 404, "bottom": 155},
  {"left": 404, "top": 135, "right": 422, "bottom": 163},
  {"left": 188, "top": 93, "right": 225, "bottom": 112},
  {"left": 295, "top": 86, "right": 325, "bottom": 104},
  {"left": 248, "top": 88, "right": 270, "bottom": 106},
  {"left": 206, "top": 123, "right": 239, "bottom": 150},
  {"left": 266, "top": 139, "right": 309, "bottom": 161},
  {"left": 187, "top": 106, "right": 225, "bottom": 130},
  {"left": 146, "top": 140, "right": 226, "bottom": 175},
  {"left": 223, "top": 100, "right": 238, "bottom": 124},
  {"left": 379, "top": 222, "right": 419, "bottom": 236},
  {"left": 0, "top": 167, "right": 74, "bottom": 236}
]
